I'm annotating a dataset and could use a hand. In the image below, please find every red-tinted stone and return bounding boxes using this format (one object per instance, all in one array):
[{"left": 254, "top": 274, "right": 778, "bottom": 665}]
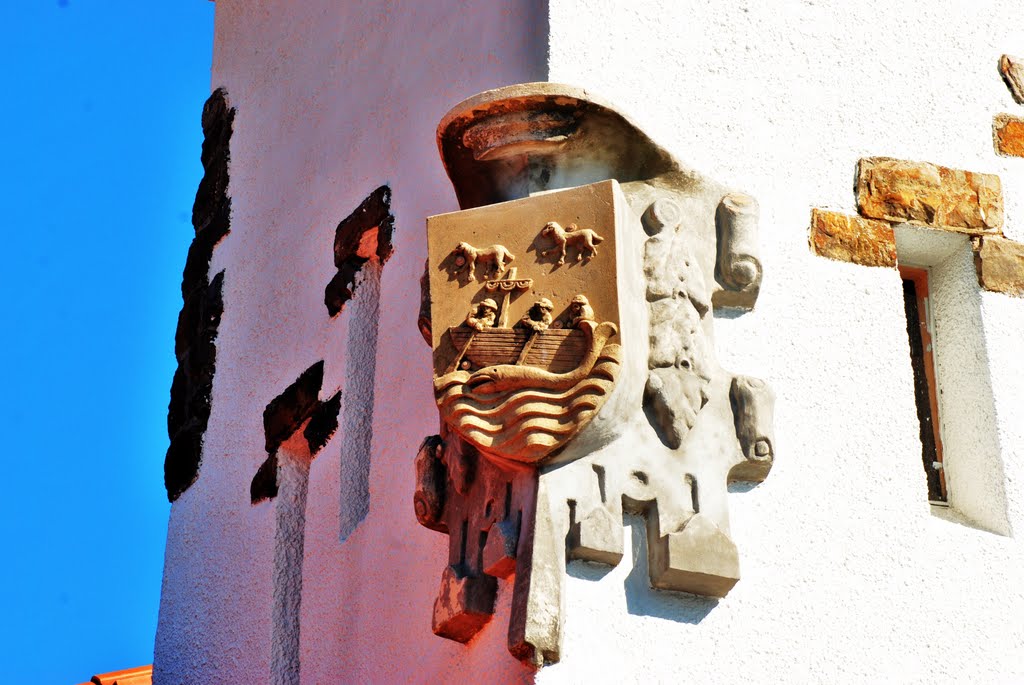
[
  {"left": 809, "top": 209, "right": 897, "bottom": 268},
  {"left": 994, "top": 114, "right": 1024, "bottom": 158},
  {"left": 856, "top": 157, "right": 1002, "bottom": 234}
]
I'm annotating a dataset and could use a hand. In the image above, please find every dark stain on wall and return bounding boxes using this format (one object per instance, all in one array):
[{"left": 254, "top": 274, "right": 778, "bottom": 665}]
[
  {"left": 164, "top": 88, "right": 234, "bottom": 502},
  {"left": 252, "top": 361, "right": 341, "bottom": 504},
  {"left": 324, "top": 185, "right": 394, "bottom": 317}
]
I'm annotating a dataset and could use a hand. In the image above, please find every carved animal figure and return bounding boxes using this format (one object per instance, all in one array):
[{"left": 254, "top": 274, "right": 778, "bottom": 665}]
[
  {"left": 518, "top": 298, "right": 553, "bottom": 332},
  {"left": 465, "top": 298, "right": 498, "bottom": 331},
  {"left": 540, "top": 221, "right": 605, "bottom": 266},
  {"left": 567, "top": 294, "right": 594, "bottom": 328},
  {"left": 453, "top": 242, "right": 515, "bottom": 281}
]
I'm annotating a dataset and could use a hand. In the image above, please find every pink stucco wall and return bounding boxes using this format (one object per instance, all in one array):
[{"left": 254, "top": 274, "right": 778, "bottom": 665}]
[{"left": 154, "top": 2, "right": 546, "bottom": 682}]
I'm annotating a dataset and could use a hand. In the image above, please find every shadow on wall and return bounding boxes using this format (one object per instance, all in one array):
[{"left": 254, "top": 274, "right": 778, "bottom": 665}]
[{"left": 566, "top": 515, "right": 718, "bottom": 625}]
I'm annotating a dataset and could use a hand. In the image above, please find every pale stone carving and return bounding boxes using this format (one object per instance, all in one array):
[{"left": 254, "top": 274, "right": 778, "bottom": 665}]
[
  {"left": 715, "top": 193, "right": 763, "bottom": 307},
  {"left": 416, "top": 83, "right": 776, "bottom": 667}
]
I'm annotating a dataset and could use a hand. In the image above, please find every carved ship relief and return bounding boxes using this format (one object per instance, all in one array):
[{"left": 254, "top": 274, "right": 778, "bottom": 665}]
[{"left": 431, "top": 217, "right": 622, "bottom": 464}]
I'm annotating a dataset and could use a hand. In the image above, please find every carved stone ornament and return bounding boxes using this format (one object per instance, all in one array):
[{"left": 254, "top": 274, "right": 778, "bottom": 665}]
[{"left": 414, "top": 83, "right": 775, "bottom": 666}]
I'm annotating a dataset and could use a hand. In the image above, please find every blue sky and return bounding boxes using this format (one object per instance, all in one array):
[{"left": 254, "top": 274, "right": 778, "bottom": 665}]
[{"left": 0, "top": 2, "right": 214, "bottom": 681}]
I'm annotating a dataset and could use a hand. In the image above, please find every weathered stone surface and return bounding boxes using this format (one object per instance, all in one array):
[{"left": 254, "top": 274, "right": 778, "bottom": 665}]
[
  {"left": 481, "top": 519, "right": 519, "bottom": 579},
  {"left": 994, "top": 114, "right": 1024, "bottom": 158},
  {"left": 855, "top": 157, "right": 1003, "bottom": 233},
  {"left": 975, "top": 236, "right": 1024, "bottom": 296},
  {"left": 809, "top": 209, "right": 897, "bottom": 267},
  {"left": 251, "top": 361, "right": 341, "bottom": 503},
  {"left": 567, "top": 504, "right": 623, "bottom": 566},
  {"left": 432, "top": 565, "right": 497, "bottom": 642},
  {"left": 1000, "top": 54, "right": 1024, "bottom": 105},
  {"left": 263, "top": 362, "right": 325, "bottom": 454},
  {"left": 413, "top": 436, "right": 447, "bottom": 532},
  {"left": 648, "top": 513, "right": 740, "bottom": 598},
  {"left": 728, "top": 375, "right": 776, "bottom": 482},
  {"left": 324, "top": 186, "right": 394, "bottom": 317},
  {"left": 714, "top": 193, "right": 763, "bottom": 309}
]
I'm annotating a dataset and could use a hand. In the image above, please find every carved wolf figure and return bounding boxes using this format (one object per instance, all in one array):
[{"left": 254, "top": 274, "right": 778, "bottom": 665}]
[
  {"left": 453, "top": 241, "right": 515, "bottom": 281},
  {"left": 540, "top": 221, "right": 604, "bottom": 266}
]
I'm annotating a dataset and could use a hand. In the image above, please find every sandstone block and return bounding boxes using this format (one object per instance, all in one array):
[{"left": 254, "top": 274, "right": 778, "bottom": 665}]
[
  {"left": 431, "top": 565, "right": 497, "bottom": 642},
  {"left": 648, "top": 513, "right": 740, "bottom": 598},
  {"left": 481, "top": 519, "right": 518, "bottom": 579},
  {"left": 975, "top": 236, "right": 1024, "bottom": 297},
  {"left": 994, "top": 114, "right": 1024, "bottom": 158},
  {"left": 567, "top": 505, "right": 624, "bottom": 566},
  {"left": 1000, "top": 55, "right": 1024, "bottom": 105},
  {"left": 809, "top": 209, "right": 897, "bottom": 267},
  {"left": 856, "top": 157, "right": 1002, "bottom": 233}
]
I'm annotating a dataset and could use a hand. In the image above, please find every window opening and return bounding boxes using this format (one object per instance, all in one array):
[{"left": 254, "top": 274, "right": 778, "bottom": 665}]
[{"left": 899, "top": 265, "right": 947, "bottom": 503}]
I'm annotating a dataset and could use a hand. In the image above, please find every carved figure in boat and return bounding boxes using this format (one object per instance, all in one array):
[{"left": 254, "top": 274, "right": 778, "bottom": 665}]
[
  {"left": 465, "top": 298, "right": 498, "bottom": 331},
  {"left": 518, "top": 298, "right": 553, "bottom": 332},
  {"left": 435, "top": 291, "right": 621, "bottom": 463}
]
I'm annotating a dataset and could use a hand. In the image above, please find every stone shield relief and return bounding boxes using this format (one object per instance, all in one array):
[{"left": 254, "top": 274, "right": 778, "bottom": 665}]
[{"left": 414, "top": 83, "right": 776, "bottom": 666}]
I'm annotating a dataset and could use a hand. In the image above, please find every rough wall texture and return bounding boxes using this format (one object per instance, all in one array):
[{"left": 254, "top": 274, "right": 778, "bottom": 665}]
[
  {"left": 154, "top": 1, "right": 547, "bottom": 684},
  {"left": 542, "top": 1, "right": 1024, "bottom": 683},
  {"left": 156, "top": 1, "right": 1024, "bottom": 684}
]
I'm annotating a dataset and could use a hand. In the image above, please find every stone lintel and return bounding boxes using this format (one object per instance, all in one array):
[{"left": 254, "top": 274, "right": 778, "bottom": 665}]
[
  {"left": 975, "top": 236, "right": 1024, "bottom": 296},
  {"left": 856, "top": 157, "right": 1003, "bottom": 234},
  {"left": 809, "top": 209, "right": 897, "bottom": 268},
  {"left": 994, "top": 114, "right": 1024, "bottom": 158}
]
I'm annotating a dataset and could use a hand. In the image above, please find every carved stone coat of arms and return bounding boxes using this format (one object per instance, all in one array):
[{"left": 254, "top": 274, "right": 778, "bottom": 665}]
[
  {"left": 428, "top": 180, "right": 633, "bottom": 465},
  {"left": 414, "top": 83, "right": 776, "bottom": 666}
]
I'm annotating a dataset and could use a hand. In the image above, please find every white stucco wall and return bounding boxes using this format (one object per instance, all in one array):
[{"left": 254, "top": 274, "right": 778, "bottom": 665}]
[
  {"left": 542, "top": 1, "right": 1024, "bottom": 683},
  {"left": 154, "top": 2, "right": 545, "bottom": 683},
  {"left": 156, "top": 1, "right": 1024, "bottom": 683}
]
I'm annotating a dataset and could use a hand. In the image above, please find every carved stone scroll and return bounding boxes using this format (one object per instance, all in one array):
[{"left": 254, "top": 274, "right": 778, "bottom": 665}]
[
  {"left": 416, "top": 83, "right": 777, "bottom": 667},
  {"left": 714, "top": 193, "right": 763, "bottom": 309}
]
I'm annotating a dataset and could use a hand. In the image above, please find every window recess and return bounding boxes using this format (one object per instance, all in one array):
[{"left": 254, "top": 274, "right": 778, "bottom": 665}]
[{"left": 899, "top": 265, "right": 947, "bottom": 504}]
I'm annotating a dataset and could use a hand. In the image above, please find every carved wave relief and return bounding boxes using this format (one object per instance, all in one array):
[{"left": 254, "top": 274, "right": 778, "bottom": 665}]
[{"left": 434, "top": 321, "right": 621, "bottom": 463}]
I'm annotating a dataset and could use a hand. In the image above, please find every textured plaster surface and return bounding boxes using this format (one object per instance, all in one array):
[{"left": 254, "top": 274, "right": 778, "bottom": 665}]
[
  {"left": 154, "top": 1, "right": 546, "bottom": 683},
  {"left": 156, "top": 0, "right": 1024, "bottom": 683},
  {"left": 541, "top": 1, "right": 1024, "bottom": 682}
]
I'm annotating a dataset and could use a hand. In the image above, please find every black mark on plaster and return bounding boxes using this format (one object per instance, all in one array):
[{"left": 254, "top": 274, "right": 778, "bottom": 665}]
[
  {"left": 324, "top": 186, "right": 394, "bottom": 317},
  {"left": 252, "top": 361, "right": 341, "bottom": 504},
  {"left": 164, "top": 88, "right": 234, "bottom": 502}
]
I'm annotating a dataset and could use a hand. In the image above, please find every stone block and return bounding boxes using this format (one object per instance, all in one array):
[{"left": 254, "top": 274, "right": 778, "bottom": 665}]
[
  {"left": 431, "top": 565, "right": 497, "bottom": 643},
  {"left": 855, "top": 157, "right": 1002, "bottom": 233},
  {"left": 481, "top": 519, "right": 518, "bottom": 579},
  {"left": 994, "top": 114, "right": 1024, "bottom": 158},
  {"left": 809, "top": 209, "right": 897, "bottom": 267},
  {"left": 975, "top": 236, "right": 1024, "bottom": 297},
  {"left": 1000, "top": 55, "right": 1024, "bottom": 105},
  {"left": 567, "top": 505, "right": 623, "bottom": 566},
  {"left": 648, "top": 513, "right": 740, "bottom": 598}
]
